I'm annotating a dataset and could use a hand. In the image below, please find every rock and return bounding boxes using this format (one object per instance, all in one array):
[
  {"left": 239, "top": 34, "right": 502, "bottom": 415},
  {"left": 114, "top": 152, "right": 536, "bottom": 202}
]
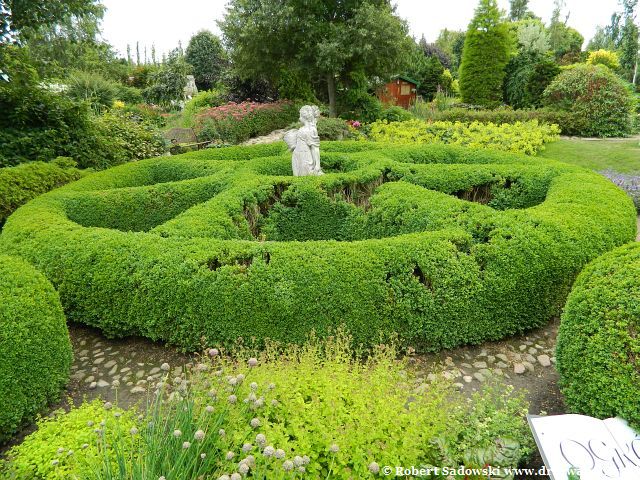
[
  {"left": 108, "top": 365, "right": 118, "bottom": 375},
  {"left": 104, "top": 360, "right": 116, "bottom": 369},
  {"left": 463, "top": 375, "right": 473, "bottom": 383},
  {"left": 550, "top": 356, "right": 556, "bottom": 364},
  {"left": 514, "top": 363, "right": 526, "bottom": 374},
  {"left": 473, "top": 372, "right": 485, "bottom": 382},
  {"left": 496, "top": 353, "right": 509, "bottom": 362},
  {"left": 84, "top": 375, "right": 95, "bottom": 383},
  {"left": 473, "top": 361, "right": 487, "bottom": 369},
  {"left": 136, "top": 370, "right": 145, "bottom": 379},
  {"left": 487, "top": 355, "right": 495, "bottom": 364},
  {"left": 71, "top": 370, "right": 86, "bottom": 381},
  {"left": 78, "top": 349, "right": 89, "bottom": 357},
  {"left": 537, "top": 354, "right": 551, "bottom": 367},
  {"left": 525, "top": 354, "right": 536, "bottom": 363},
  {"left": 149, "top": 367, "right": 161, "bottom": 375},
  {"left": 93, "top": 357, "right": 105, "bottom": 365},
  {"left": 89, "top": 381, "right": 97, "bottom": 389},
  {"left": 120, "top": 367, "right": 130, "bottom": 373},
  {"left": 131, "top": 386, "right": 146, "bottom": 394},
  {"left": 97, "top": 380, "right": 110, "bottom": 388},
  {"left": 523, "top": 361, "right": 535, "bottom": 372},
  {"left": 479, "top": 368, "right": 492, "bottom": 377},
  {"left": 461, "top": 362, "right": 472, "bottom": 369},
  {"left": 496, "top": 361, "right": 508, "bottom": 369},
  {"left": 528, "top": 347, "right": 538, "bottom": 355},
  {"left": 519, "top": 345, "right": 527, "bottom": 351}
]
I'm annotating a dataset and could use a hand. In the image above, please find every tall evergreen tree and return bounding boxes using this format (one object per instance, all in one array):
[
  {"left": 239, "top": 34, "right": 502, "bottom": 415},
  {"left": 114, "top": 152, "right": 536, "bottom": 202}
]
[
  {"left": 135, "top": 41, "right": 140, "bottom": 65},
  {"left": 459, "top": 0, "right": 513, "bottom": 107},
  {"left": 126, "top": 44, "right": 132, "bottom": 65}
]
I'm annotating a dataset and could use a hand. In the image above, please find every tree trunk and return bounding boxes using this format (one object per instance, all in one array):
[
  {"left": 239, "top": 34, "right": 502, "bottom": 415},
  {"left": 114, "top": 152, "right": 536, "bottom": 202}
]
[
  {"left": 326, "top": 74, "right": 337, "bottom": 117},
  {"left": 633, "top": 53, "right": 638, "bottom": 86}
]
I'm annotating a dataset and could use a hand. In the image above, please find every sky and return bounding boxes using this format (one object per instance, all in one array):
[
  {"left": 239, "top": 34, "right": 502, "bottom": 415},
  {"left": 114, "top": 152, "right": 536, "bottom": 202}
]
[{"left": 100, "top": 0, "right": 622, "bottom": 59}]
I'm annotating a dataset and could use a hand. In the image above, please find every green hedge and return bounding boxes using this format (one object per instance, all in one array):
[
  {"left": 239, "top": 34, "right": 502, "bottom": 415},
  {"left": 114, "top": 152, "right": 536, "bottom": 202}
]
[
  {"left": 0, "top": 160, "right": 85, "bottom": 228},
  {"left": 0, "top": 142, "right": 635, "bottom": 352},
  {"left": 556, "top": 242, "right": 640, "bottom": 430},
  {"left": 0, "top": 255, "right": 72, "bottom": 443}
]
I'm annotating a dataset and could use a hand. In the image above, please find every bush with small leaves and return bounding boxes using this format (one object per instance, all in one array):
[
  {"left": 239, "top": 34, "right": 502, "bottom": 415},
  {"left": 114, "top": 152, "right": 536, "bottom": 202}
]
[
  {"left": 556, "top": 242, "right": 640, "bottom": 430},
  {"left": 0, "top": 142, "right": 634, "bottom": 353},
  {"left": 0, "top": 255, "right": 72, "bottom": 443}
]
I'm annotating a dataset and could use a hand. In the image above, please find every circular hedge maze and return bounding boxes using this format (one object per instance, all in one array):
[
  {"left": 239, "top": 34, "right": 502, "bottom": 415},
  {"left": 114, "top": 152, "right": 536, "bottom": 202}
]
[{"left": 0, "top": 142, "right": 635, "bottom": 351}]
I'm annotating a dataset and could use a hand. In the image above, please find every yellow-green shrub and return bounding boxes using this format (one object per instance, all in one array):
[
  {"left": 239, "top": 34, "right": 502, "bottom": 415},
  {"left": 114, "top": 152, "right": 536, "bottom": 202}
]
[{"left": 366, "top": 119, "right": 560, "bottom": 155}]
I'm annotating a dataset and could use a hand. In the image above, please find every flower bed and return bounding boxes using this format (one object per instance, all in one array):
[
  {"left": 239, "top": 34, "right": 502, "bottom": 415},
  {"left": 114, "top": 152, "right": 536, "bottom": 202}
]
[
  {"left": 195, "top": 101, "right": 299, "bottom": 144},
  {"left": 0, "top": 142, "right": 634, "bottom": 351}
]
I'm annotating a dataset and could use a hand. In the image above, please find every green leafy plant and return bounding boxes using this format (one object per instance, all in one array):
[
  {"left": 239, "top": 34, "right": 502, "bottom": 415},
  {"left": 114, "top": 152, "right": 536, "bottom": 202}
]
[
  {"left": 366, "top": 119, "right": 560, "bottom": 155},
  {"left": 556, "top": 242, "right": 640, "bottom": 430},
  {"left": 543, "top": 64, "right": 636, "bottom": 137},
  {"left": 66, "top": 70, "right": 118, "bottom": 114},
  {"left": 0, "top": 255, "right": 72, "bottom": 443},
  {"left": 0, "top": 159, "right": 85, "bottom": 227}
]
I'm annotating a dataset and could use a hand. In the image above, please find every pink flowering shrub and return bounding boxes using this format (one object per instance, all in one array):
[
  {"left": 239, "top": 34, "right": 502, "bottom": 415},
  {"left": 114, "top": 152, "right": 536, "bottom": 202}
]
[{"left": 195, "top": 101, "right": 298, "bottom": 144}]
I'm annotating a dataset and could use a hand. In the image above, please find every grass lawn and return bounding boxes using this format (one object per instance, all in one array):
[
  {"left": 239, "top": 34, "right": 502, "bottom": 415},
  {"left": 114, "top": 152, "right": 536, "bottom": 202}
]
[{"left": 538, "top": 137, "right": 640, "bottom": 173}]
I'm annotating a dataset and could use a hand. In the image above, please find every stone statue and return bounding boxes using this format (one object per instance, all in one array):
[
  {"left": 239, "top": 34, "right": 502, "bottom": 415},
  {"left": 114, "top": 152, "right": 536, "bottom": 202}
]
[{"left": 284, "top": 105, "right": 323, "bottom": 176}]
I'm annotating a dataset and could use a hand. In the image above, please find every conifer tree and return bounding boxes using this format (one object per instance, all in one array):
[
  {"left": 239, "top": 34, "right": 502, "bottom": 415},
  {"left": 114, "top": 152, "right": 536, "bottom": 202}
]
[{"left": 459, "top": 0, "right": 513, "bottom": 107}]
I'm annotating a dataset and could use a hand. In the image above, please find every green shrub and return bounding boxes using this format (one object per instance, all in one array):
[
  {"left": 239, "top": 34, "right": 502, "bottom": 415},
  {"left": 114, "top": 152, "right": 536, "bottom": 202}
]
[
  {"left": 2, "top": 335, "right": 533, "bottom": 479},
  {"left": 0, "top": 159, "right": 85, "bottom": 228},
  {"left": 337, "top": 88, "right": 384, "bottom": 123},
  {"left": 543, "top": 64, "right": 636, "bottom": 137},
  {"left": 288, "top": 117, "right": 352, "bottom": 141},
  {"left": 66, "top": 71, "right": 118, "bottom": 114},
  {"left": 366, "top": 119, "right": 560, "bottom": 155},
  {"left": 0, "top": 142, "right": 634, "bottom": 353},
  {"left": 0, "top": 255, "right": 72, "bottom": 443},
  {"left": 195, "top": 101, "right": 299, "bottom": 144},
  {"left": 71, "top": 110, "right": 167, "bottom": 170},
  {"left": 459, "top": 0, "right": 513, "bottom": 107},
  {"left": 0, "top": 401, "right": 135, "bottom": 479},
  {"left": 556, "top": 242, "right": 640, "bottom": 430},
  {"left": 586, "top": 49, "right": 620, "bottom": 70},
  {"left": 381, "top": 105, "right": 414, "bottom": 122}
]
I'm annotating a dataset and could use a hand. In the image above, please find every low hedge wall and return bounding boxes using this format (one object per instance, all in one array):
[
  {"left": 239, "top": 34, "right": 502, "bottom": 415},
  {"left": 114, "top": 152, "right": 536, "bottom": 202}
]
[
  {"left": 0, "top": 142, "right": 635, "bottom": 352},
  {"left": 0, "top": 160, "right": 85, "bottom": 228},
  {"left": 0, "top": 255, "right": 72, "bottom": 443},
  {"left": 556, "top": 242, "right": 640, "bottom": 430}
]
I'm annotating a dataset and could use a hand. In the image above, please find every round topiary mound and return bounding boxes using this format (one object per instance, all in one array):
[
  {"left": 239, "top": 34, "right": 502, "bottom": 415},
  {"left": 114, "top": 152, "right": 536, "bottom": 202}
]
[
  {"left": 0, "top": 255, "right": 72, "bottom": 442},
  {"left": 0, "top": 142, "right": 635, "bottom": 351},
  {"left": 543, "top": 64, "right": 636, "bottom": 137},
  {"left": 556, "top": 242, "right": 640, "bottom": 430}
]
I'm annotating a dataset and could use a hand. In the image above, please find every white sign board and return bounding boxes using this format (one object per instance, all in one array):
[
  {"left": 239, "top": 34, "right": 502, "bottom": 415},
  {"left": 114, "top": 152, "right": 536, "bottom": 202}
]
[{"left": 528, "top": 414, "right": 640, "bottom": 480}]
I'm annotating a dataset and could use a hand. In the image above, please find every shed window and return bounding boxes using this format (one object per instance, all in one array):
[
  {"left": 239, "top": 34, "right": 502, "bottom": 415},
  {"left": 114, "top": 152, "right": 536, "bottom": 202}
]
[{"left": 400, "top": 85, "right": 411, "bottom": 95}]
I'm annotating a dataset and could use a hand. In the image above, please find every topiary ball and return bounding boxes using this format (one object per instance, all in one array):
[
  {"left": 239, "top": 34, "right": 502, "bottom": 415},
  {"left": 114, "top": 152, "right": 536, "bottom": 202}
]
[
  {"left": 0, "top": 255, "right": 72, "bottom": 442},
  {"left": 556, "top": 242, "right": 640, "bottom": 429}
]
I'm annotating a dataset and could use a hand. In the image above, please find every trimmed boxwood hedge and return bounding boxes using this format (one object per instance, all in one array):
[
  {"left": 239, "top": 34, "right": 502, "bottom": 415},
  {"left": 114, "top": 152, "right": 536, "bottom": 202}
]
[
  {"left": 556, "top": 242, "right": 640, "bottom": 430},
  {"left": 0, "top": 255, "right": 72, "bottom": 443},
  {"left": 0, "top": 160, "right": 85, "bottom": 229},
  {"left": 0, "top": 142, "right": 635, "bottom": 352}
]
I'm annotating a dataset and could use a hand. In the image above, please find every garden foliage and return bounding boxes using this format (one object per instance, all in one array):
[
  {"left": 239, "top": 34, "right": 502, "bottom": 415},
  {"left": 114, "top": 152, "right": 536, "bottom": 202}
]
[
  {"left": 0, "top": 158, "right": 85, "bottom": 228},
  {"left": 195, "top": 101, "right": 299, "bottom": 144},
  {"left": 2, "top": 335, "right": 533, "bottom": 479},
  {"left": 0, "top": 142, "right": 634, "bottom": 352},
  {"left": 459, "top": 0, "right": 513, "bottom": 107},
  {"left": 0, "top": 255, "right": 72, "bottom": 443},
  {"left": 366, "top": 119, "right": 560, "bottom": 155},
  {"left": 556, "top": 242, "right": 640, "bottom": 430},
  {"left": 543, "top": 64, "right": 636, "bottom": 137}
]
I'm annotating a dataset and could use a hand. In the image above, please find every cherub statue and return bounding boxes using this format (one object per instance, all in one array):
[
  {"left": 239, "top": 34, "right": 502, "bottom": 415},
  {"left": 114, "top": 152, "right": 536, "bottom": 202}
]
[{"left": 284, "top": 105, "right": 323, "bottom": 176}]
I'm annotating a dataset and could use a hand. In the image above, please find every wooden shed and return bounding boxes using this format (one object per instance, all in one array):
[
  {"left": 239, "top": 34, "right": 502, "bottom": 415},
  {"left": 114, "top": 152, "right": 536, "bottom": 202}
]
[{"left": 377, "top": 76, "right": 418, "bottom": 109}]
